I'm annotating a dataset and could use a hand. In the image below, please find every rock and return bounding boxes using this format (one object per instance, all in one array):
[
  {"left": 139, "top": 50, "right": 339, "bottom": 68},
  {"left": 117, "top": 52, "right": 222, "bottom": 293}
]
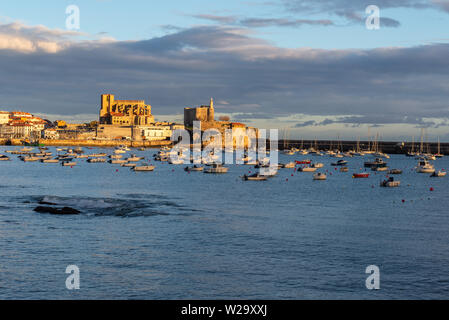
[
  {"left": 38, "top": 201, "right": 57, "bottom": 205},
  {"left": 34, "top": 206, "right": 80, "bottom": 215}
]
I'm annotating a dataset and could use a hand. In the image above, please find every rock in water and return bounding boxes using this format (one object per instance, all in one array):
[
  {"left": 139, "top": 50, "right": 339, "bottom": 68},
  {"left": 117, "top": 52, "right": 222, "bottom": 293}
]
[{"left": 34, "top": 206, "right": 80, "bottom": 215}]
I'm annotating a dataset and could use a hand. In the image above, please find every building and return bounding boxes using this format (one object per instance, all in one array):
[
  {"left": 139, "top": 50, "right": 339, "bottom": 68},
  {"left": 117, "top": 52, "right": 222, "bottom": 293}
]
[
  {"left": 42, "top": 128, "right": 60, "bottom": 139},
  {"left": 184, "top": 98, "right": 215, "bottom": 128},
  {"left": 99, "top": 94, "right": 154, "bottom": 125},
  {"left": 0, "top": 111, "right": 10, "bottom": 124}
]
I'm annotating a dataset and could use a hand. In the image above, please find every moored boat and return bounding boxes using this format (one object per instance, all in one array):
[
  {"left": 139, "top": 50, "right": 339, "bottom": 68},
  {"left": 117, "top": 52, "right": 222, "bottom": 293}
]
[
  {"left": 133, "top": 165, "right": 155, "bottom": 171},
  {"left": 353, "top": 173, "right": 369, "bottom": 178},
  {"left": 380, "top": 177, "right": 400, "bottom": 187},
  {"left": 243, "top": 173, "right": 268, "bottom": 181},
  {"left": 431, "top": 170, "right": 446, "bottom": 177},
  {"left": 313, "top": 172, "right": 327, "bottom": 180}
]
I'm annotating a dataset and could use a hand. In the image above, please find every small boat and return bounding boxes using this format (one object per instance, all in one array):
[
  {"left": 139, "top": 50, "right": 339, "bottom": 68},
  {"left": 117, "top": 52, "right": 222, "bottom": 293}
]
[
  {"left": 372, "top": 166, "right": 388, "bottom": 172},
  {"left": 121, "top": 163, "right": 137, "bottom": 167},
  {"left": 331, "top": 160, "right": 348, "bottom": 166},
  {"left": 364, "top": 158, "right": 387, "bottom": 168},
  {"left": 61, "top": 161, "right": 76, "bottom": 166},
  {"left": 87, "top": 158, "right": 106, "bottom": 163},
  {"left": 184, "top": 165, "right": 204, "bottom": 172},
  {"left": 21, "top": 156, "right": 39, "bottom": 162},
  {"left": 298, "top": 166, "right": 317, "bottom": 172},
  {"left": 41, "top": 159, "right": 59, "bottom": 163},
  {"left": 416, "top": 159, "right": 435, "bottom": 173},
  {"left": 109, "top": 154, "right": 122, "bottom": 159},
  {"left": 114, "top": 149, "right": 126, "bottom": 154},
  {"left": 108, "top": 159, "right": 128, "bottom": 164},
  {"left": 340, "top": 167, "right": 349, "bottom": 172},
  {"left": 126, "top": 155, "right": 144, "bottom": 162},
  {"left": 380, "top": 177, "right": 400, "bottom": 187},
  {"left": 296, "top": 160, "right": 311, "bottom": 165},
  {"left": 353, "top": 173, "right": 369, "bottom": 178},
  {"left": 389, "top": 169, "right": 402, "bottom": 174},
  {"left": 282, "top": 162, "right": 295, "bottom": 168},
  {"left": 313, "top": 172, "right": 327, "bottom": 180},
  {"left": 0, "top": 155, "right": 10, "bottom": 161},
  {"left": 312, "top": 162, "right": 324, "bottom": 168},
  {"left": 431, "top": 170, "right": 446, "bottom": 177},
  {"left": 243, "top": 173, "right": 268, "bottom": 181},
  {"left": 204, "top": 164, "right": 228, "bottom": 174},
  {"left": 133, "top": 165, "right": 155, "bottom": 171}
]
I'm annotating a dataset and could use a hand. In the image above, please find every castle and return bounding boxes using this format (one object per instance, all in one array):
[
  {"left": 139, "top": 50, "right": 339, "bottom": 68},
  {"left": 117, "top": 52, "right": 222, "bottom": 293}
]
[
  {"left": 184, "top": 98, "right": 215, "bottom": 127},
  {"left": 99, "top": 94, "right": 154, "bottom": 125}
]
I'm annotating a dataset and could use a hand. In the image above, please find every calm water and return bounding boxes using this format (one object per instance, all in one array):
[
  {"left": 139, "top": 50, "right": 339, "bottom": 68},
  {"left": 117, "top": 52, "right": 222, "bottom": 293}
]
[{"left": 1, "top": 146, "right": 449, "bottom": 299}]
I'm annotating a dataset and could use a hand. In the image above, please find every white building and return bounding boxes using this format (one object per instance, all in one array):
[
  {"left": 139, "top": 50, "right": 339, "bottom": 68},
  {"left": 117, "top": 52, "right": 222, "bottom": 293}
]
[{"left": 0, "top": 111, "right": 10, "bottom": 124}]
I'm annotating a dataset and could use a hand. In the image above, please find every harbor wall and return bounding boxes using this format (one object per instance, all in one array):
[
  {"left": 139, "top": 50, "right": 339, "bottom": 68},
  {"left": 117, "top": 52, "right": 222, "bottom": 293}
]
[{"left": 1, "top": 138, "right": 172, "bottom": 148}]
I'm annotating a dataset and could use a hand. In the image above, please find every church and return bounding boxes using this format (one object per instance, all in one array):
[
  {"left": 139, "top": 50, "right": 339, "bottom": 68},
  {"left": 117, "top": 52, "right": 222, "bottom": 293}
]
[{"left": 99, "top": 94, "right": 154, "bottom": 125}]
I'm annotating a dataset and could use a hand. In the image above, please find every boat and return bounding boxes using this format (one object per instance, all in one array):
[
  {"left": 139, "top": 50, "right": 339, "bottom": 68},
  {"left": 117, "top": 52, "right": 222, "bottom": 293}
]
[
  {"left": 87, "top": 158, "right": 106, "bottom": 163},
  {"left": 61, "top": 161, "right": 76, "bottom": 166},
  {"left": 0, "top": 155, "right": 10, "bottom": 161},
  {"left": 353, "top": 173, "right": 369, "bottom": 178},
  {"left": 389, "top": 169, "right": 402, "bottom": 174},
  {"left": 313, "top": 172, "right": 327, "bottom": 180},
  {"left": 364, "top": 158, "right": 387, "bottom": 169},
  {"left": 133, "top": 165, "right": 155, "bottom": 171},
  {"left": 371, "top": 166, "right": 388, "bottom": 172},
  {"left": 204, "top": 164, "right": 228, "bottom": 174},
  {"left": 416, "top": 159, "right": 435, "bottom": 173},
  {"left": 312, "top": 162, "right": 324, "bottom": 168},
  {"left": 295, "top": 160, "right": 311, "bottom": 165},
  {"left": 184, "top": 165, "right": 204, "bottom": 172},
  {"left": 298, "top": 166, "right": 317, "bottom": 172},
  {"left": 114, "top": 149, "right": 126, "bottom": 154},
  {"left": 121, "top": 163, "right": 137, "bottom": 167},
  {"left": 242, "top": 173, "right": 268, "bottom": 181},
  {"left": 380, "top": 177, "right": 400, "bottom": 187},
  {"left": 431, "top": 170, "right": 446, "bottom": 177},
  {"left": 435, "top": 137, "right": 444, "bottom": 158},
  {"left": 21, "top": 156, "right": 39, "bottom": 162},
  {"left": 126, "top": 155, "right": 144, "bottom": 162},
  {"left": 331, "top": 160, "right": 348, "bottom": 166},
  {"left": 108, "top": 159, "right": 128, "bottom": 164},
  {"left": 340, "top": 167, "right": 349, "bottom": 172},
  {"left": 109, "top": 154, "right": 122, "bottom": 159},
  {"left": 282, "top": 162, "right": 295, "bottom": 168},
  {"left": 41, "top": 159, "right": 59, "bottom": 163}
]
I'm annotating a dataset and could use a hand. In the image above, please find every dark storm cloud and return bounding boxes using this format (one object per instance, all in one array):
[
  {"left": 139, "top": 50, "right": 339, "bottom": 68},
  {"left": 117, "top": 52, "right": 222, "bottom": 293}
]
[{"left": 0, "top": 23, "right": 449, "bottom": 127}]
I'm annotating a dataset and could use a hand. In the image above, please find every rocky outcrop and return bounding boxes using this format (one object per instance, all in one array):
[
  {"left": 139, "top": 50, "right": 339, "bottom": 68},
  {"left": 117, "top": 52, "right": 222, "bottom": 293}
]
[{"left": 34, "top": 206, "right": 80, "bottom": 215}]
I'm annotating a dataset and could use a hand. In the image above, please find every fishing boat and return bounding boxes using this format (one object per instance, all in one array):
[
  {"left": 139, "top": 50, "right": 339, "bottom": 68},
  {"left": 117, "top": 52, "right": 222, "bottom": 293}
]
[
  {"left": 313, "top": 172, "right": 327, "bottom": 180},
  {"left": 380, "top": 177, "right": 400, "bottom": 187},
  {"left": 204, "top": 164, "right": 228, "bottom": 174},
  {"left": 389, "top": 169, "right": 402, "bottom": 174},
  {"left": 431, "top": 170, "right": 446, "bottom": 177},
  {"left": 242, "top": 173, "right": 268, "bottom": 181},
  {"left": 416, "top": 159, "right": 435, "bottom": 173},
  {"left": 353, "top": 173, "right": 369, "bottom": 178},
  {"left": 184, "top": 165, "right": 204, "bottom": 172},
  {"left": 133, "top": 164, "right": 155, "bottom": 171},
  {"left": 331, "top": 160, "right": 348, "bottom": 166}
]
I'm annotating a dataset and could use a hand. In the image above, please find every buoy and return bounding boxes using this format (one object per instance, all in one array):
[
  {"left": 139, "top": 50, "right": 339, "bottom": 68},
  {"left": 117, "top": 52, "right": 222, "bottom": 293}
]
[
  {"left": 116, "top": 169, "right": 118, "bottom": 172},
  {"left": 402, "top": 199, "right": 405, "bottom": 203},
  {"left": 430, "top": 187, "right": 434, "bottom": 191},
  {"left": 286, "top": 178, "right": 288, "bottom": 181},
  {"left": 291, "top": 174, "right": 294, "bottom": 176}
]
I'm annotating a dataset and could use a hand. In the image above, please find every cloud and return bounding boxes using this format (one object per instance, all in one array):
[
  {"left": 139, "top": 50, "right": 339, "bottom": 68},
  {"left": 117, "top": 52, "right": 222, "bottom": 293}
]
[
  {"left": 192, "top": 14, "right": 334, "bottom": 28},
  {"left": 0, "top": 22, "right": 449, "bottom": 134}
]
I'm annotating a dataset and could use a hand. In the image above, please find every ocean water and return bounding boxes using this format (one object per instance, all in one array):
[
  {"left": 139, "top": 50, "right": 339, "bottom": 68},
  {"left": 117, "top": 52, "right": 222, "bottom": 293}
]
[{"left": 1, "top": 147, "right": 449, "bottom": 299}]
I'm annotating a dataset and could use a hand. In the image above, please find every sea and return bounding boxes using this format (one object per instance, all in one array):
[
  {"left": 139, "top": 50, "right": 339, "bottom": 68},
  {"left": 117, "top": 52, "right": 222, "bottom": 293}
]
[{"left": 1, "top": 146, "right": 449, "bottom": 299}]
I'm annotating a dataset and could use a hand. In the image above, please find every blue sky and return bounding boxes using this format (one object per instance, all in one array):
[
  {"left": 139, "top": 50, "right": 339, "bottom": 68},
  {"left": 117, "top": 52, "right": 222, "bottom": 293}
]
[{"left": 1, "top": 0, "right": 449, "bottom": 141}]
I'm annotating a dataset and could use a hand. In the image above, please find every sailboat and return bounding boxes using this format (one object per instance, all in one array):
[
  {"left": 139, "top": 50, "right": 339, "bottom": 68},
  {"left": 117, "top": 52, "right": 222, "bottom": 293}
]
[{"left": 435, "top": 137, "right": 444, "bottom": 158}]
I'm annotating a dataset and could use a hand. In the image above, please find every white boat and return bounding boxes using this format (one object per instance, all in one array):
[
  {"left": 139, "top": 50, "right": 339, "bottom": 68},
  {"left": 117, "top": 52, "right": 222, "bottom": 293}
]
[
  {"left": 0, "top": 155, "right": 10, "bottom": 161},
  {"left": 22, "top": 156, "right": 39, "bottom": 162},
  {"left": 133, "top": 165, "right": 155, "bottom": 171},
  {"left": 372, "top": 166, "right": 389, "bottom": 172},
  {"left": 298, "top": 166, "right": 317, "bottom": 172},
  {"left": 108, "top": 159, "right": 128, "bottom": 164},
  {"left": 313, "top": 172, "right": 327, "bottom": 180},
  {"left": 114, "top": 149, "right": 126, "bottom": 154},
  {"left": 416, "top": 159, "right": 435, "bottom": 173},
  {"left": 121, "top": 163, "right": 137, "bottom": 167},
  {"left": 109, "top": 154, "right": 122, "bottom": 159},
  {"left": 204, "top": 164, "right": 228, "bottom": 174},
  {"left": 184, "top": 165, "right": 204, "bottom": 172},
  {"left": 380, "top": 177, "right": 400, "bottom": 187},
  {"left": 126, "top": 155, "right": 144, "bottom": 162},
  {"left": 312, "top": 162, "right": 324, "bottom": 168},
  {"left": 431, "top": 170, "right": 446, "bottom": 177},
  {"left": 282, "top": 162, "right": 295, "bottom": 168}
]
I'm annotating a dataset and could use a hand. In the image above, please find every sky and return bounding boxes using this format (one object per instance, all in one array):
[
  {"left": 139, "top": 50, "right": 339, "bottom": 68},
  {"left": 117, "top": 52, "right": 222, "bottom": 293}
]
[{"left": 1, "top": 0, "right": 449, "bottom": 141}]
